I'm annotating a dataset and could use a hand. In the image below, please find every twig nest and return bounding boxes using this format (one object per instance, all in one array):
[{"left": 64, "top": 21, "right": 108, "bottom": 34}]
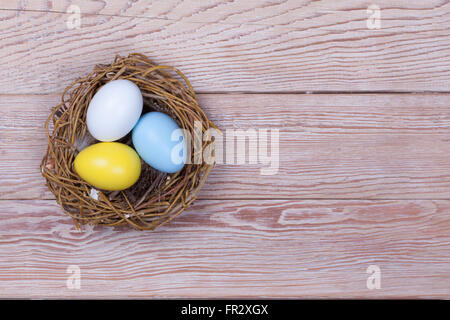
[{"left": 40, "top": 53, "right": 218, "bottom": 230}]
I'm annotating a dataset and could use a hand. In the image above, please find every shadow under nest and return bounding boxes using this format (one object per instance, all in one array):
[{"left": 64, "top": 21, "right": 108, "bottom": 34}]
[{"left": 40, "top": 53, "right": 219, "bottom": 231}]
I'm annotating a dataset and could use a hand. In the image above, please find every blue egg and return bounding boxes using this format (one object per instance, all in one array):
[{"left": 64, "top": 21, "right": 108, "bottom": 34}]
[{"left": 132, "top": 112, "right": 187, "bottom": 173}]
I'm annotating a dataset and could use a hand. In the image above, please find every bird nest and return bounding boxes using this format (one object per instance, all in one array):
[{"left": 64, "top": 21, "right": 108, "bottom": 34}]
[{"left": 40, "top": 53, "right": 218, "bottom": 230}]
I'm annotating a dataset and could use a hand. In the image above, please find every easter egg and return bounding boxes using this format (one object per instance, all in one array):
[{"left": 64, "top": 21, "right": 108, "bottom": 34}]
[
  {"left": 86, "top": 79, "right": 143, "bottom": 141},
  {"left": 132, "top": 112, "right": 187, "bottom": 173},
  {"left": 74, "top": 142, "right": 141, "bottom": 191}
]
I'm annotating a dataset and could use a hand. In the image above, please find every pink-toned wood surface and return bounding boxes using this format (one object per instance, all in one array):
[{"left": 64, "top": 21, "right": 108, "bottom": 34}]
[
  {"left": 0, "top": 0, "right": 449, "bottom": 298},
  {"left": 0, "top": 199, "right": 449, "bottom": 298},
  {"left": 1, "top": 0, "right": 450, "bottom": 93},
  {"left": 2, "top": 93, "right": 450, "bottom": 200}
]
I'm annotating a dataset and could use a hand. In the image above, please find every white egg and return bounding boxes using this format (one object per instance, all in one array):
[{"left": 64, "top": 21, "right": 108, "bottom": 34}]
[{"left": 86, "top": 79, "right": 143, "bottom": 141}]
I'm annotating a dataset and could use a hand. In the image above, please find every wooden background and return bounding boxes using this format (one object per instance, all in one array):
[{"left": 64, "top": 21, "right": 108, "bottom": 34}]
[{"left": 0, "top": 0, "right": 449, "bottom": 298}]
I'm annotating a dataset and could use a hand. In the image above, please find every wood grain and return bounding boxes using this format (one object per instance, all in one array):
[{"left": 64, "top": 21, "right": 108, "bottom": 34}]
[
  {"left": 1, "top": 1, "right": 450, "bottom": 93},
  {"left": 1, "top": 93, "right": 450, "bottom": 200},
  {"left": 1, "top": 0, "right": 450, "bottom": 299},
  {"left": 0, "top": 199, "right": 448, "bottom": 298}
]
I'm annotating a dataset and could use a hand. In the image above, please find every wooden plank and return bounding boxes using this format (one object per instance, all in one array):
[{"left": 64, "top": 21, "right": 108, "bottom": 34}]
[
  {"left": 1, "top": 93, "right": 450, "bottom": 200},
  {"left": 4, "top": 0, "right": 450, "bottom": 25},
  {"left": 0, "top": 199, "right": 448, "bottom": 298},
  {"left": 1, "top": 1, "right": 450, "bottom": 93}
]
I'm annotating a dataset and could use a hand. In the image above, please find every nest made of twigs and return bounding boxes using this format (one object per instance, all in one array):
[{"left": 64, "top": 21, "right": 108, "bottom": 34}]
[{"left": 40, "top": 53, "right": 218, "bottom": 231}]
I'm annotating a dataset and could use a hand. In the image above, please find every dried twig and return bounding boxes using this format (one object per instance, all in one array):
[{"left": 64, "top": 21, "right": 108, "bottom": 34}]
[{"left": 40, "top": 53, "right": 217, "bottom": 230}]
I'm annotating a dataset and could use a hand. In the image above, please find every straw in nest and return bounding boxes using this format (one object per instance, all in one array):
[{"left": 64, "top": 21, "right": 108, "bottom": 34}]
[{"left": 40, "top": 53, "right": 219, "bottom": 231}]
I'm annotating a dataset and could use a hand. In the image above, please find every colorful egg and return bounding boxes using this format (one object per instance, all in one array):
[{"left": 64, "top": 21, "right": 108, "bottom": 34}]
[
  {"left": 132, "top": 112, "right": 187, "bottom": 173},
  {"left": 74, "top": 142, "right": 141, "bottom": 191},
  {"left": 86, "top": 79, "right": 143, "bottom": 141}
]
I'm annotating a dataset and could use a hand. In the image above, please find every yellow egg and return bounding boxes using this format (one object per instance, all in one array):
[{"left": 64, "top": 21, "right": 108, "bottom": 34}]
[{"left": 74, "top": 142, "right": 141, "bottom": 191}]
